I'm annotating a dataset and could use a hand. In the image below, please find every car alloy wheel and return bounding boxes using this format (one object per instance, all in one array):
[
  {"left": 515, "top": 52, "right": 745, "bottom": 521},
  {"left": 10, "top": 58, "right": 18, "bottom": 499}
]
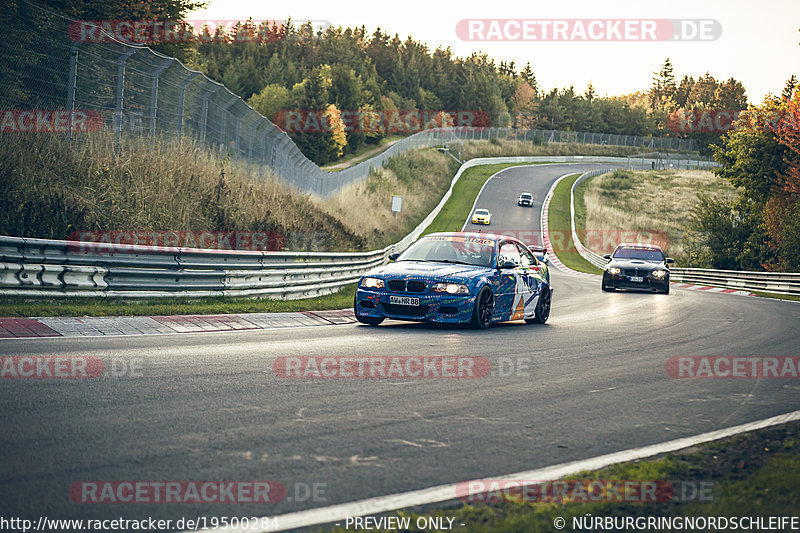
[{"left": 471, "top": 286, "right": 494, "bottom": 329}]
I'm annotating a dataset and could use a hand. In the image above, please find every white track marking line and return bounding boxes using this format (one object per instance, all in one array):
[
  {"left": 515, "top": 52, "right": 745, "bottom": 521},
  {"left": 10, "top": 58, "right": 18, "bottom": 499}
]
[{"left": 192, "top": 409, "right": 800, "bottom": 532}]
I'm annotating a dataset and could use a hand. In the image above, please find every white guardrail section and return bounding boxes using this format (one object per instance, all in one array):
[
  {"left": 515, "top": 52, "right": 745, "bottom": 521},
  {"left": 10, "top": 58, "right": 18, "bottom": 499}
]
[
  {"left": 0, "top": 156, "right": 669, "bottom": 299},
  {"left": 568, "top": 170, "right": 800, "bottom": 295}
]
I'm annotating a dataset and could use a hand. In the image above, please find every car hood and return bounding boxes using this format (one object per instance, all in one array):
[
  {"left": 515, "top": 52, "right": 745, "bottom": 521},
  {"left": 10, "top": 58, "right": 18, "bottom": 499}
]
[
  {"left": 606, "top": 258, "right": 667, "bottom": 269},
  {"left": 366, "top": 261, "right": 492, "bottom": 282}
]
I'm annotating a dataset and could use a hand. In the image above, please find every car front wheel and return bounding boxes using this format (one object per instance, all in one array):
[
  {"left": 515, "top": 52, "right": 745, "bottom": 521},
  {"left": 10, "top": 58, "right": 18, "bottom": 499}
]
[{"left": 470, "top": 286, "right": 494, "bottom": 329}]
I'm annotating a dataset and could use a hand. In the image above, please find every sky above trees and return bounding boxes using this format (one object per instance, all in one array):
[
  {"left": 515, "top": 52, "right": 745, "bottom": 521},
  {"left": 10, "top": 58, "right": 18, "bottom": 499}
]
[{"left": 189, "top": 0, "right": 799, "bottom": 104}]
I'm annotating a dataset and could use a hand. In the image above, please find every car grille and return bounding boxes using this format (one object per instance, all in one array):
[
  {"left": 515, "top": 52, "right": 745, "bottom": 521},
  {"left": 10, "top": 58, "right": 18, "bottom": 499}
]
[
  {"left": 388, "top": 280, "right": 406, "bottom": 292},
  {"left": 623, "top": 268, "right": 650, "bottom": 277},
  {"left": 381, "top": 303, "right": 430, "bottom": 317},
  {"left": 387, "top": 280, "right": 427, "bottom": 293}
]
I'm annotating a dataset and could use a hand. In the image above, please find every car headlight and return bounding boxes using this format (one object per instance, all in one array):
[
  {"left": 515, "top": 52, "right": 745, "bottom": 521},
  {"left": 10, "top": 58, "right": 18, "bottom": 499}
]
[
  {"left": 432, "top": 282, "right": 469, "bottom": 294},
  {"left": 651, "top": 270, "right": 667, "bottom": 279},
  {"left": 360, "top": 277, "right": 385, "bottom": 289},
  {"left": 606, "top": 267, "right": 621, "bottom": 275}
]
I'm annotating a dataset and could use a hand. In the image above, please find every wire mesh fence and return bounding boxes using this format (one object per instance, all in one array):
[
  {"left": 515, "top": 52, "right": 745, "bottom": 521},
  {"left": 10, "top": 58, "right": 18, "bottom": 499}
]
[{"left": 0, "top": 0, "right": 703, "bottom": 198}]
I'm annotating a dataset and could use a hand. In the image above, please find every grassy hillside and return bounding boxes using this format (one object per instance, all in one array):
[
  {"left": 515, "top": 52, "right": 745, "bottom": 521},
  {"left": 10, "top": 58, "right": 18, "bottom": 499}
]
[{"left": 579, "top": 169, "right": 737, "bottom": 263}]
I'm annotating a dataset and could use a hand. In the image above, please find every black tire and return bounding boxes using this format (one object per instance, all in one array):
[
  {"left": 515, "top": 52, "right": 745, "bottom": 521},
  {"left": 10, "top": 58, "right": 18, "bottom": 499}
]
[
  {"left": 661, "top": 283, "right": 670, "bottom": 295},
  {"left": 525, "top": 286, "right": 551, "bottom": 324},
  {"left": 354, "top": 296, "right": 384, "bottom": 326},
  {"left": 470, "top": 286, "right": 494, "bottom": 329}
]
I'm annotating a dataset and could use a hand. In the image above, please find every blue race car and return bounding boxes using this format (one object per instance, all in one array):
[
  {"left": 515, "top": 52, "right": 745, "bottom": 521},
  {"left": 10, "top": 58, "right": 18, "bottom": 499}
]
[{"left": 354, "top": 232, "right": 552, "bottom": 328}]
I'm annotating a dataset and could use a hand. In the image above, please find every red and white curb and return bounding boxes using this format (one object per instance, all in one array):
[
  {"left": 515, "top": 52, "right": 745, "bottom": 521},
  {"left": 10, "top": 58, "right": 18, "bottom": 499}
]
[
  {"left": 540, "top": 174, "right": 755, "bottom": 295},
  {"left": 0, "top": 309, "right": 356, "bottom": 339}
]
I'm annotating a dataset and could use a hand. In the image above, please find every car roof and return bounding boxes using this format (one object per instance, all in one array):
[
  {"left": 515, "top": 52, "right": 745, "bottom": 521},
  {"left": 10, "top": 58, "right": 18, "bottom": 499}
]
[
  {"left": 616, "top": 242, "right": 663, "bottom": 250},
  {"left": 520, "top": 192, "right": 532, "bottom": 196}
]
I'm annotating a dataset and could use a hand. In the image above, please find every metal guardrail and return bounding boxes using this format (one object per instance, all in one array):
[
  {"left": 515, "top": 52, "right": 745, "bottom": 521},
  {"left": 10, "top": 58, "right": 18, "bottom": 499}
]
[
  {"left": 570, "top": 168, "right": 618, "bottom": 269},
  {"left": 669, "top": 269, "right": 800, "bottom": 296},
  {"left": 567, "top": 170, "right": 800, "bottom": 295}
]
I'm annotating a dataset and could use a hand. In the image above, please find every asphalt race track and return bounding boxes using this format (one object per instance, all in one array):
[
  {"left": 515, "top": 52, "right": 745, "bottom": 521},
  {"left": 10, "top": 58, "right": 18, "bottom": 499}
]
[{"left": 1, "top": 164, "right": 799, "bottom": 529}]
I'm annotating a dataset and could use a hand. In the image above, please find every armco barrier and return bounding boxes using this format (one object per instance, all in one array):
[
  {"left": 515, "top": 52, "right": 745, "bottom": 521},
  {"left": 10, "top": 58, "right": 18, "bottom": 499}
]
[
  {"left": 669, "top": 269, "right": 800, "bottom": 296},
  {"left": 567, "top": 170, "right": 800, "bottom": 295}
]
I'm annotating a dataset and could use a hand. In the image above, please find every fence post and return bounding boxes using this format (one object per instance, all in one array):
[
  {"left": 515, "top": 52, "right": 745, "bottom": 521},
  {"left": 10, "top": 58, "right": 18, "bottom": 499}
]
[
  {"left": 113, "top": 48, "right": 138, "bottom": 145},
  {"left": 199, "top": 85, "right": 220, "bottom": 144},
  {"left": 149, "top": 58, "right": 174, "bottom": 139},
  {"left": 219, "top": 96, "right": 237, "bottom": 151},
  {"left": 65, "top": 42, "right": 79, "bottom": 140},
  {"left": 177, "top": 71, "right": 200, "bottom": 141}
]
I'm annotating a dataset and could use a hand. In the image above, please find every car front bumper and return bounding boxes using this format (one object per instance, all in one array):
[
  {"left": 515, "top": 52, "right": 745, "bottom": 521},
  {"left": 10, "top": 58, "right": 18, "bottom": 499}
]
[
  {"left": 602, "top": 272, "right": 669, "bottom": 291},
  {"left": 355, "top": 289, "right": 477, "bottom": 323}
]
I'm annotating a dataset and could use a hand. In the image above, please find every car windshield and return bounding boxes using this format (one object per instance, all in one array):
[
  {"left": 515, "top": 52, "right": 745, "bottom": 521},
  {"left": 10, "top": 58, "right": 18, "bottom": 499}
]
[
  {"left": 397, "top": 236, "right": 496, "bottom": 267},
  {"left": 613, "top": 246, "right": 665, "bottom": 261},
  {"left": 474, "top": 209, "right": 489, "bottom": 215},
  {"left": 521, "top": 194, "right": 532, "bottom": 198}
]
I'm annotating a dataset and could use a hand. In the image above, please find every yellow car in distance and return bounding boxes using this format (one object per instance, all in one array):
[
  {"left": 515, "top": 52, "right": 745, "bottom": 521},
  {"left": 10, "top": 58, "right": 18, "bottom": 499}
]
[{"left": 471, "top": 208, "right": 492, "bottom": 225}]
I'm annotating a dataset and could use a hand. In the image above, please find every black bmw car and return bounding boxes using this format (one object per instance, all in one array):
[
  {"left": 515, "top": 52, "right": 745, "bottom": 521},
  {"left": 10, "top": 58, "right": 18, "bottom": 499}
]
[{"left": 601, "top": 243, "right": 674, "bottom": 294}]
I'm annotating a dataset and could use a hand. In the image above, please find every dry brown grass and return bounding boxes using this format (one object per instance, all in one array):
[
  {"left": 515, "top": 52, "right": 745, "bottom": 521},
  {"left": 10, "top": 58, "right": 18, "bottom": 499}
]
[
  {"left": 580, "top": 169, "right": 738, "bottom": 259},
  {"left": 323, "top": 150, "right": 457, "bottom": 248}
]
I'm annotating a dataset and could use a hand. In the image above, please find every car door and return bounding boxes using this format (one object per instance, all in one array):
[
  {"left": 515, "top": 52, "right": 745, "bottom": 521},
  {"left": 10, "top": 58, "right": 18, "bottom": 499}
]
[
  {"left": 496, "top": 241, "right": 521, "bottom": 320},
  {"left": 516, "top": 243, "right": 540, "bottom": 318}
]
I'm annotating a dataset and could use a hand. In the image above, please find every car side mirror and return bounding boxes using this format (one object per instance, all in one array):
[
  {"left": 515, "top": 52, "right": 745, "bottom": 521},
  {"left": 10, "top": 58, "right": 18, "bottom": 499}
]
[
  {"left": 542, "top": 255, "right": 549, "bottom": 264},
  {"left": 666, "top": 258, "right": 675, "bottom": 264},
  {"left": 500, "top": 260, "right": 516, "bottom": 269},
  {"left": 388, "top": 252, "right": 400, "bottom": 261},
  {"left": 603, "top": 254, "right": 612, "bottom": 260}
]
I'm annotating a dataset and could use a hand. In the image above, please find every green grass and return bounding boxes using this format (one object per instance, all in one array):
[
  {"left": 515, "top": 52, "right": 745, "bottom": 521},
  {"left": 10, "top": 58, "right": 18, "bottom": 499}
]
[
  {"left": 747, "top": 290, "right": 800, "bottom": 302},
  {"left": 421, "top": 163, "right": 540, "bottom": 235},
  {"left": 0, "top": 285, "right": 356, "bottom": 317},
  {"left": 547, "top": 174, "right": 603, "bottom": 274},
  {"left": 320, "top": 421, "right": 800, "bottom": 532}
]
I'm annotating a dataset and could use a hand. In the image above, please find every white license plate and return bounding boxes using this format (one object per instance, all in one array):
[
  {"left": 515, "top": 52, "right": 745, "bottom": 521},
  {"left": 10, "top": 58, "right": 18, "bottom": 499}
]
[
  {"left": 390, "top": 295, "right": 420, "bottom": 306},
  {"left": 630, "top": 276, "right": 644, "bottom": 283}
]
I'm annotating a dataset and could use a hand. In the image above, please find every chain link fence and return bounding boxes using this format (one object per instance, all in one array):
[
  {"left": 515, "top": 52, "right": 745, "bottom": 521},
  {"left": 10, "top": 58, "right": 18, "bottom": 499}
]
[{"left": 1, "top": 0, "right": 702, "bottom": 198}]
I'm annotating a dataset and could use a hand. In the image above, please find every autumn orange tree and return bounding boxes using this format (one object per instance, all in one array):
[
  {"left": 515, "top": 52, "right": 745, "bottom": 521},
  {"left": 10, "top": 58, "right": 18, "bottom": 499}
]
[{"left": 704, "top": 89, "right": 800, "bottom": 271}]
